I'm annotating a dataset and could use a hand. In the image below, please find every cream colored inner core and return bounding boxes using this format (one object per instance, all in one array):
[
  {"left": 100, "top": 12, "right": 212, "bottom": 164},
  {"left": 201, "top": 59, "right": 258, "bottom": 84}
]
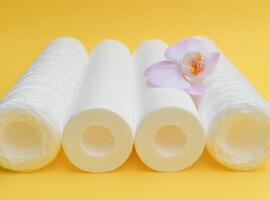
[
  {"left": 154, "top": 125, "right": 187, "bottom": 157},
  {"left": 223, "top": 118, "right": 268, "bottom": 156},
  {"left": 1, "top": 121, "right": 42, "bottom": 159},
  {"left": 81, "top": 125, "right": 114, "bottom": 157}
]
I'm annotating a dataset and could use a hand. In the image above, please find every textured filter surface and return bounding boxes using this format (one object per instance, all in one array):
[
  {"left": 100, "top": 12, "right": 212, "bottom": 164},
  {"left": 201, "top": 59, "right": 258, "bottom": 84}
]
[
  {"left": 63, "top": 40, "right": 134, "bottom": 173},
  {"left": 134, "top": 40, "right": 205, "bottom": 172},
  {"left": 196, "top": 36, "right": 270, "bottom": 170},
  {"left": 0, "top": 37, "right": 89, "bottom": 171}
]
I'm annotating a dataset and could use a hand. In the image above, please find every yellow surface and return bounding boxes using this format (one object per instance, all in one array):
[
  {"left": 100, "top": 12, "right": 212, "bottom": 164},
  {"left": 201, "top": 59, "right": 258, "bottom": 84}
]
[{"left": 1, "top": 0, "right": 270, "bottom": 199}]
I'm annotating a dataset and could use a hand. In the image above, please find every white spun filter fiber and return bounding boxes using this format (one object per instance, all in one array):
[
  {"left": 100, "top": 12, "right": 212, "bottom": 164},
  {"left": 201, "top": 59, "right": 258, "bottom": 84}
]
[
  {"left": 195, "top": 36, "right": 270, "bottom": 170},
  {"left": 134, "top": 39, "right": 205, "bottom": 172},
  {"left": 0, "top": 37, "right": 89, "bottom": 172},
  {"left": 63, "top": 40, "right": 133, "bottom": 173}
]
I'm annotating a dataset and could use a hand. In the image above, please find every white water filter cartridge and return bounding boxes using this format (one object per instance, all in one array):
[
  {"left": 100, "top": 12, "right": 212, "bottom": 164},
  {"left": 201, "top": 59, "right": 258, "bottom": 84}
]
[
  {"left": 195, "top": 36, "right": 270, "bottom": 170},
  {"left": 63, "top": 40, "right": 134, "bottom": 173},
  {"left": 0, "top": 37, "right": 89, "bottom": 171},
  {"left": 134, "top": 39, "right": 205, "bottom": 172}
]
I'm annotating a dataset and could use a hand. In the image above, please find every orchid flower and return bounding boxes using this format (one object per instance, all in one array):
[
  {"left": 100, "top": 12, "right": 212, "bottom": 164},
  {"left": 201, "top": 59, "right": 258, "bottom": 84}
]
[{"left": 144, "top": 38, "right": 220, "bottom": 96}]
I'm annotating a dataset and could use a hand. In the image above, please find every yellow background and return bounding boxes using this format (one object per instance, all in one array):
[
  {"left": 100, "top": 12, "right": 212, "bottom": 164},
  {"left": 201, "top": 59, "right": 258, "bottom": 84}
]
[{"left": 1, "top": 0, "right": 270, "bottom": 199}]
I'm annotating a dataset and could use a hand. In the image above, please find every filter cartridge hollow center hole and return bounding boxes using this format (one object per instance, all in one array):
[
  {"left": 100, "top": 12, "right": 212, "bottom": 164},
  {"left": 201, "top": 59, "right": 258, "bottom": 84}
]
[
  {"left": 154, "top": 125, "right": 187, "bottom": 157},
  {"left": 1, "top": 121, "right": 41, "bottom": 159},
  {"left": 81, "top": 125, "right": 114, "bottom": 157},
  {"left": 224, "top": 118, "right": 268, "bottom": 156}
]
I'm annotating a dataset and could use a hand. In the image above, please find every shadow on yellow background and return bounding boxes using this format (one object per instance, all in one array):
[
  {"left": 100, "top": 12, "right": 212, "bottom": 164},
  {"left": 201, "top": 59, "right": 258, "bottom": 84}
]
[
  {"left": 0, "top": 149, "right": 229, "bottom": 174},
  {"left": 1, "top": 0, "right": 270, "bottom": 199}
]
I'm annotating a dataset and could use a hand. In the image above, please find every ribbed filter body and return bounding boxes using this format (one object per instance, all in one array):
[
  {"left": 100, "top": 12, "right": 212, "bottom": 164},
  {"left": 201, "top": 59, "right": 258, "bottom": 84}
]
[
  {"left": 63, "top": 40, "right": 134, "bottom": 173},
  {"left": 134, "top": 40, "right": 205, "bottom": 172},
  {"left": 196, "top": 36, "right": 270, "bottom": 170},
  {"left": 0, "top": 37, "right": 89, "bottom": 171}
]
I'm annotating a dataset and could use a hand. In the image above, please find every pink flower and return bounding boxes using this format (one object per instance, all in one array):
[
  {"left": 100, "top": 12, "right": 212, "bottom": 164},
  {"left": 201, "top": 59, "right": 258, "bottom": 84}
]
[{"left": 144, "top": 38, "right": 220, "bottom": 96}]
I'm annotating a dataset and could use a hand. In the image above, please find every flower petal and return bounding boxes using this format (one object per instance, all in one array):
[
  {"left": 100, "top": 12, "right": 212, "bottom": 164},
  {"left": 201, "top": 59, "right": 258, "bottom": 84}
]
[
  {"left": 191, "top": 95, "right": 201, "bottom": 108},
  {"left": 186, "top": 83, "right": 207, "bottom": 96},
  {"left": 165, "top": 38, "right": 209, "bottom": 62},
  {"left": 144, "top": 61, "right": 191, "bottom": 90},
  {"left": 144, "top": 60, "right": 178, "bottom": 76},
  {"left": 202, "top": 52, "right": 220, "bottom": 75}
]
